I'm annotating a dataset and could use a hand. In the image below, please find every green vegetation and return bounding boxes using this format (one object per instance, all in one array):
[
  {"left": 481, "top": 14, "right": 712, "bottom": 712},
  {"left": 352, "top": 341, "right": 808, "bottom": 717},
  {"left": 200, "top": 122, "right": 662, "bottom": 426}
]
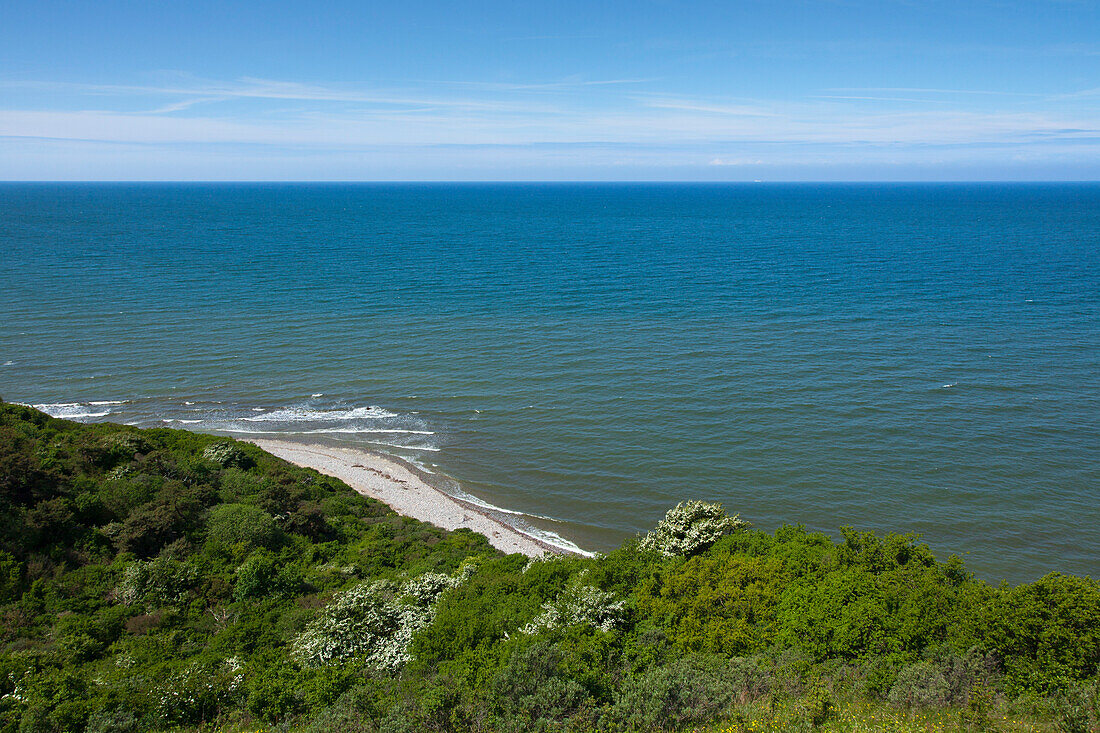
[{"left": 0, "top": 402, "right": 1097, "bottom": 732}]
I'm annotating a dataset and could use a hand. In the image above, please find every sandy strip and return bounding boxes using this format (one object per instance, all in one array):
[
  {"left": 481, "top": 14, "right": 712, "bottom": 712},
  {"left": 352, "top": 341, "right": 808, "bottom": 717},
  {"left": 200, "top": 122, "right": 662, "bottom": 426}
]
[{"left": 248, "top": 438, "right": 566, "bottom": 557}]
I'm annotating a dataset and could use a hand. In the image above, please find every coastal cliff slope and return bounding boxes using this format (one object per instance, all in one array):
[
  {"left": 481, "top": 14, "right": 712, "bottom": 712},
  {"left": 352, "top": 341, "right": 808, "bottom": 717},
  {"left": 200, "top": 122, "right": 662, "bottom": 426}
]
[{"left": 0, "top": 402, "right": 1097, "bottom": 732}]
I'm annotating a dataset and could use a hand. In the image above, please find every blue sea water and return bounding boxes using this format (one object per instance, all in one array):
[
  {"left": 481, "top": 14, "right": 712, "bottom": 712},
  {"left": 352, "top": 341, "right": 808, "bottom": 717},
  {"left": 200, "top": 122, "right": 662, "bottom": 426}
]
[{"left": 1, "top": 182, "right": 1097, "bottom": 582}]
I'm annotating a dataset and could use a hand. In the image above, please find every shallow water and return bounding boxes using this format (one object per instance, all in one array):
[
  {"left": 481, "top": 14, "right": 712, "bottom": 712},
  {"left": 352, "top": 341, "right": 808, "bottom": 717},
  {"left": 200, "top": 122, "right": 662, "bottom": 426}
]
[{"left": 2, "top": 182, "right": 1097, "bottom": 582}]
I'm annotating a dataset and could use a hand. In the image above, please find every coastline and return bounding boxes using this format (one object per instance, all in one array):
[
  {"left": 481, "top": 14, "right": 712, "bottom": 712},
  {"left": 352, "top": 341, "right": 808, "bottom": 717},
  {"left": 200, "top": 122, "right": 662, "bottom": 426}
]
[{"left": 247, "top": 438, "right": 580, "bottom": 558}]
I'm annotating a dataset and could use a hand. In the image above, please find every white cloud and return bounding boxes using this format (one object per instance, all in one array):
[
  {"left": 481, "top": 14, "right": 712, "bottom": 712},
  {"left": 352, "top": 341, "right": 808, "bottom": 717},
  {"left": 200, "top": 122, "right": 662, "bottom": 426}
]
[{"left": 1, "top": 74, "right": 1098, "bottom": 178}]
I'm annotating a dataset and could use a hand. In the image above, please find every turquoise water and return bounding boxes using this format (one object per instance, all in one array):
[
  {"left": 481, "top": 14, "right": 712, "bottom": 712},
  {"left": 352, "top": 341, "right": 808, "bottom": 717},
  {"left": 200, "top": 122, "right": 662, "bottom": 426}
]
[{"left": 1, "top": 183, "right": 1097, "bottom": 582}]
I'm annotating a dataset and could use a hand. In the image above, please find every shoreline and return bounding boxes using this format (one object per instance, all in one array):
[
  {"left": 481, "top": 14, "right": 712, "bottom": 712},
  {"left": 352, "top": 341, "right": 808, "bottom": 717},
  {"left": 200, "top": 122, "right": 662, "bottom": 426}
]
[{"left": 247, "top": 438, "right": 582, "bottom": 558}]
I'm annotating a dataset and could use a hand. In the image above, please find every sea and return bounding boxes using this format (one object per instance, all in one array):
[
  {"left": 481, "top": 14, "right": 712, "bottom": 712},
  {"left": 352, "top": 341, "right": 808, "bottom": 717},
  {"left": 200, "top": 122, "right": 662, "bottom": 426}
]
[{"left": 1, "top": 182, "right": 1097, "bottom": 583}]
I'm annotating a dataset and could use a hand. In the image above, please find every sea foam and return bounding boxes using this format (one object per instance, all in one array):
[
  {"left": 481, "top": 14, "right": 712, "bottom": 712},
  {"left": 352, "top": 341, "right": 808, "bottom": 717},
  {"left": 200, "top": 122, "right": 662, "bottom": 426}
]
[
  {"left": 241, "top": 406, "right": 398, "bottom": 422},
  {"left": 31, "top": 402, "right": 115, "bottom": 419}
]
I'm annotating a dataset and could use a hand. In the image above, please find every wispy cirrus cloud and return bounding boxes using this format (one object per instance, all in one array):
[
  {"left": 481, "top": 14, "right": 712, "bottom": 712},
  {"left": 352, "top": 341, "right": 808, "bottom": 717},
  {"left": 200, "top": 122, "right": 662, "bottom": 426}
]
[
  {"left": 144, "top": 97, "right": 226, "bottom": 114},
  {"left": 426, "top": 77, "right": 658, "bottom": 91},
  {"left": 810, "top": 95, "right": 954, "bottom": 104},
  {"left": 823, "top": 87, "right": 1048, "bottom": 97},
  {"left": 2, "top": 74, "right": 1099, "bottom": 179},
  {"left": 636, "top": 97, "right": 781, "bottom": 117},
  {"left": 0, "top": 76, "right": 552, "bottom": 113},
  {"left": 2, "top": 99, "right": 1094, "bottom": 147},
  {"left": 0, "top": 74, "right": 658, "bottom": 113}
]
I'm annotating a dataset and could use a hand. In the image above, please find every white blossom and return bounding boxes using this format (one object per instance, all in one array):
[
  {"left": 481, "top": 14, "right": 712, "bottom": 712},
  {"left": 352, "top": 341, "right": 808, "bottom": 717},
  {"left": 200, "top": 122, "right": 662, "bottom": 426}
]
[
  {"left": 116, "top": 556, "right": 197, "bottom": 606},
  {"left": 291, "top": 564, "right": 475, "bottom": 671},
  {"left": 638, "top": 500, "right": 748, "bottom": 557},
  {"left": 202, "top": 441, "right": 250, "bottom": 468},
  {"left": 522, "top": 553, "right": 568, "bottom": 573},
  {"left": 522, "top": 570, "right": 625, "bottom": 634}
]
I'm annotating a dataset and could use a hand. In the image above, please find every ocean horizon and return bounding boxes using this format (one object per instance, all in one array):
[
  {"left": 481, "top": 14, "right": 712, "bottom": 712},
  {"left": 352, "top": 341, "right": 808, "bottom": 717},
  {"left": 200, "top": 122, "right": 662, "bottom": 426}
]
[{"left": 2, "top": 182, "right": 1097, "bottom": 583}]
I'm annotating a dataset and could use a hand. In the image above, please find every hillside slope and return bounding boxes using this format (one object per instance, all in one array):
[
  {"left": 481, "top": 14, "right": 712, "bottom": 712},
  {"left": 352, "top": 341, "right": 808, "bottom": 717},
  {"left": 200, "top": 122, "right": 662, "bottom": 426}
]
[{"left": 0, "top": 403, "right": 1097, "bottom": 732}]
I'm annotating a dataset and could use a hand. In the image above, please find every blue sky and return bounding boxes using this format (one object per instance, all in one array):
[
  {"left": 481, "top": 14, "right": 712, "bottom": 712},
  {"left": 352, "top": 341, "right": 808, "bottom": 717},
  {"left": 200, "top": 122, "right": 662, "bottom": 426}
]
[{"left": 2, "top": 0, "right": 1099, "bottom": 180}]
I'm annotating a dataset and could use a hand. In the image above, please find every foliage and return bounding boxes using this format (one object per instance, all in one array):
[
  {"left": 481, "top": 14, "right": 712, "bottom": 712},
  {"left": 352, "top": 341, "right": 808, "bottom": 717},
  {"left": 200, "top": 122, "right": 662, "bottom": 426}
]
[
  {"left": 292, "top": 569, "right": 468, "bottom": 671},
  {"left": 0, "top": 402, "right": 1096, "bottom": 732},
  {"left": 205, "top": 503, "right": 281, "bottom": 552},
  {"left": 638, "top": 500, "right": 749, "bottom": 557},
  {"left": 116, "top": 554, "right": 197, "bottom": 607},
  {"left": 521, "top": 569, "right": 625, "bottom": 635},
  {"left": 886, "top": 646, "right": 999, "bottom": 709},
  {"left": 982, "top": 572, "right": 1100, "bottom": 694},
  {"left": 201, "top": 441, "right": 254, "bottom": 469},
  {"left": 608, "top": 654, "right": 742, "bottom": 731},
  {"left": 635, "top": 551, "right": 784, "bottom": 655}
]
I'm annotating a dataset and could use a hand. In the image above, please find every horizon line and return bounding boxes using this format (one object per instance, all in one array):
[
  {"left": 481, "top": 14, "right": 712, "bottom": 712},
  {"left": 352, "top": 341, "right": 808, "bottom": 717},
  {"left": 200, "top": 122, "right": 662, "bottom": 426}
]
[{"left": 2, "top": 179, "right": 1099, "bottom": 184}]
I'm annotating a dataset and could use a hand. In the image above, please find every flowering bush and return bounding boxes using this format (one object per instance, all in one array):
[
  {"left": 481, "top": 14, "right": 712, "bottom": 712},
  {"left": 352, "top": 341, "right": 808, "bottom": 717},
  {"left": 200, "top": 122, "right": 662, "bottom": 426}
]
[
  {"left": 291, "top": 567, "right": 474, "bottom": 670},
  {"left": 100, "top": 430, "right": 151, "bottom": 455},
  {"left": 639, "top": 500, "right": 748, "bottom": 557},
  {"left": 116, "top": 556, "right": 197, "bottom": 607},
  {"left": 155, "top": 657, "right": 245, "bottom": 725},
  {"left": 202, "top": 441, "right": 252, "bottom": 469},
  {"left": 522, "top": 570, "right": 625, "bottom": 634}
]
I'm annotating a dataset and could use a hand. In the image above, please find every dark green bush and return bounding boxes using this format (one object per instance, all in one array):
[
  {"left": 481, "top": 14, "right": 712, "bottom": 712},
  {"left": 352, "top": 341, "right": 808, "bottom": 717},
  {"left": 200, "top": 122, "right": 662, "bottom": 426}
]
[
  {"left": 491, "top": 641, "right": 590, "bottom": 727},
  {"left": 608, "top": 655, "right": 739, "bottom": 731}
]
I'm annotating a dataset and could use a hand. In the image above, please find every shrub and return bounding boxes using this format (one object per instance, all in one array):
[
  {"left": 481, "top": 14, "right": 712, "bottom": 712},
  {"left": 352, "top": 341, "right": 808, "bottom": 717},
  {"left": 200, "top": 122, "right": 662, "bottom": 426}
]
[
  {"left": 984, "top": 572, "right": 1100, "bottom": 693},
  {"left": 0, "top": 550, "right": 21, "bottom": 602},
  {"left": 888, "top": 660, "right": 951, "bottom": 708},
  {"left": 522, "top": 570, "right": 625, "bottom": 635},
  {"left": 114, "top": 486, "right": 208, "bottom": 558},
  {"left": 295, "top": 684, "right": 381, "bottom": 732},
  {"left": 234, "top": 550, "right": 302, "bottom": 601},
  {"left": 1052, "top": 681, "right": 1099, "bottom": 733},
  {"left": 491, "top": 642, "right": 590, "bottom": 726},
  {"left": 804, "top": 682, "right": 834, "bottom": 725},
  {"left": 292, "top": 579, "right": 414, "bottom": 670},
  {"left": 609, "top": 655, "right": 739, "bottom": 731},
  {"left": 776, "top": 568, "right": 889, "bottom": 661},
  {"left": 85, "top": 707, "right": 143, "bottom": 733},
  {"left": 98, "top": 432, "right": 151, "bottom": 466},
  {"left": 116, "top": 555, "right": 197, "bottom": 607},
  {"left": 887, "top": 646, "right": 1000, "bottom": 708},
  {"left": 292, "top": 569, "right": 467, "bottom": 671},
  {"left": 156, "top": 657, "right": 245, "bottom": 726},
  {"left": 202, "top": 440, "right": 253, "bottom": 469},
  {"left": 24, "top": 497, "right": 78, "bottom": 547},
  {"left": 205, "top": 503, "right": 281, "bottom": 551},
  {"left": 639, "top": 501, "right": 748, "bottom": 557},
  {"left": 285, "top": 501, "right": 334, "bottom": 541},
  {"left": 634, "top": 554, "right": 784, "bottom": 655},
  {"left": 837, "top": 526, "right": 936, "bottom": 573},
  {"left": 97, "top": 474, "right": 160, "bottom": 519}
]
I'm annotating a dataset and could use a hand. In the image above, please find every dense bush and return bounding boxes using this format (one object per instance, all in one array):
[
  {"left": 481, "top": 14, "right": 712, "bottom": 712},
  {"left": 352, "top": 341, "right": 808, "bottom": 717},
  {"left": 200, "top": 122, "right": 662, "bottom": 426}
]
[
  {"left": 521, "top": 569, "right": 625, "bottom": 635},
  {"left": 0, "top": 402, "right": 1096, "bottom": 732},
  {"left": 201, "top": 441, "right": 254, "bottom": 469},
  {"left": 984, "top": 572, "right": 1100, "bottom": 694},
  {"left": 205, "top": 503, "right": 281, "bottom": 551},
  {"left": 608, "top": 654, "right": 741, "bottom": 731},
  {"left": 116, "top": 554, "right": 197, "bottom": 607},
  {"left": 638, "top": 500, "right": 748, "bottom": 557},
  {"left": 291, "top": 568, "right": 466, "bottom": 671},
  {"left": 635, "top": 552, "right": 784, "bottom": 655}
]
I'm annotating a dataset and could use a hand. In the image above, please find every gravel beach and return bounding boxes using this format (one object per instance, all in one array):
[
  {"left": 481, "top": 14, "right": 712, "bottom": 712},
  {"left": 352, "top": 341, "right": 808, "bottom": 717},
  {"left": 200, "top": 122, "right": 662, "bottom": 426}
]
[{"left": 247, "top": 438, "right": 567, "bottom": 557}]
